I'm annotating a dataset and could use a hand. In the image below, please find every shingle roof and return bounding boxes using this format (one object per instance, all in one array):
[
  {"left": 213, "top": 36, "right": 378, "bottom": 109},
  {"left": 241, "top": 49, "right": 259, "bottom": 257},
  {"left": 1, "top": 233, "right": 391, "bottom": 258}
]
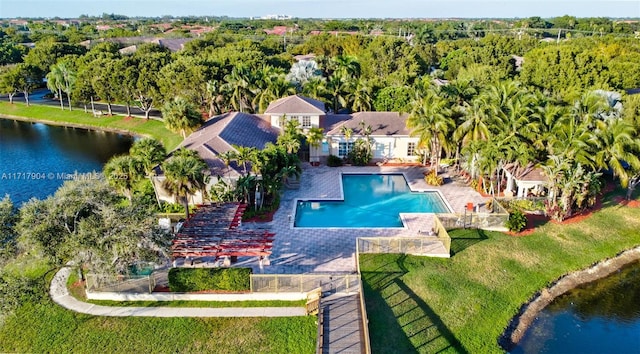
[
  {"left": 264, "top": 95, "right": 326, "bottom": 114},
  {"left": 325, "top": 112, "right": 411, "bottom": 136},
  {"left": 504, "top": 163, "right": 549, "bottom": 183},
  {"left": 169, "top": 112, "right": 279, "bottom": 178}
]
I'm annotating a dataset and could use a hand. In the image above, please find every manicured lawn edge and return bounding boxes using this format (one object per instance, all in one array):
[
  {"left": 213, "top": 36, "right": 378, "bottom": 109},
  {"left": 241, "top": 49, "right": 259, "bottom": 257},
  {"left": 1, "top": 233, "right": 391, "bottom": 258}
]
[
  {"left": 500, "top": 246, "right": 640, "bottom": 350},
  {"left": 359, "top": 191, "right": 640, "bottom": 353},
  {"left": 0, "top": 102, "right": 182, "bottom": 150}
]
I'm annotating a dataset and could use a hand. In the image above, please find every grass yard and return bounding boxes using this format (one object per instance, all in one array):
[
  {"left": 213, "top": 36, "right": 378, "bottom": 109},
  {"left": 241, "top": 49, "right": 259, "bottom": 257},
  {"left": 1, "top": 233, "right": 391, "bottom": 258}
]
[
  {"left": 0, "top": 102, "right": 182, "bottom": 150},
  {"left": 360, "top": 191, "right": 640, "bottom": 353},
  {"left": 0, "top": 260, "right": 316, "bottom": 354},
  {"left": 0, "top": 300, "right": 316, "bottom": 354}
]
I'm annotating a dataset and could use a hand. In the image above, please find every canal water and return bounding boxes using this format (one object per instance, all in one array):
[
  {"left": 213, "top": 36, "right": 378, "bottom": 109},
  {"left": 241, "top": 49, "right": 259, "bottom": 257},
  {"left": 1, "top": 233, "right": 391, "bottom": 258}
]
[
  {"left": 512, "top": 261, "right": 640, "bottom": 353},
  {"left": 0, "top": 118, "right": 134, "bottom": 205}
]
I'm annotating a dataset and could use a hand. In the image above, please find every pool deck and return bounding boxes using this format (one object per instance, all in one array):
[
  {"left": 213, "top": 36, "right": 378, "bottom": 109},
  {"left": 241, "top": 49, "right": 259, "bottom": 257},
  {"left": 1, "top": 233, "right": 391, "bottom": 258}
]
[{"left": 236, "top": 164, "right": 489, "bottom": 274}]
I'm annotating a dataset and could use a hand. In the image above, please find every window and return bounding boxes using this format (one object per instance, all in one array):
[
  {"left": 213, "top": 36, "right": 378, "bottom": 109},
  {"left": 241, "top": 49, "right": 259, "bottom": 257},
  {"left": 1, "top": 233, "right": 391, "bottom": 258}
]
[
  {"left": 301, "top": 115, "right": 311, "bottom": 128},
  {"left": 338, "top": 142, "right": 354, "bottom": 157},
  {"left": 407, "top": 142, "right": 416, "bottom": 156}
]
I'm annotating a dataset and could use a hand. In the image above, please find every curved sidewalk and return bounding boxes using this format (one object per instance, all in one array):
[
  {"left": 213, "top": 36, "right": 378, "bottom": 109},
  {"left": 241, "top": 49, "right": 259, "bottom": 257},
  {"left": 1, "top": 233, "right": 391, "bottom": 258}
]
[{"left": 50, "top": 267, "right": 306, "bottom": 318}]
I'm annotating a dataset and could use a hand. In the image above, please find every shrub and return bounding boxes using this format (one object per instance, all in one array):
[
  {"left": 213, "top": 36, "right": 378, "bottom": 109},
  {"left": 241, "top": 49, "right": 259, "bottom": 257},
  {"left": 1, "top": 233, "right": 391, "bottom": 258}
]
[
  {"left": 424, "top": 170, "right": 444, "bottom": 186},
  {"left": 327, "top": 154, "right": 343, "bottom": 167},
  {"left": 505, "top": 210, "right": 527, "bottom": 233},
  {"left": 168, "top": 268, "right": 251, "bottom": 292}
]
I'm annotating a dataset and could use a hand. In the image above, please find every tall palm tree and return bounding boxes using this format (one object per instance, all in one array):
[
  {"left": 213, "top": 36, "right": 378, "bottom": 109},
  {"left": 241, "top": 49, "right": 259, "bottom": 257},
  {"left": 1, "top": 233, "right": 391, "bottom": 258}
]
[
  {"left": 591, "top": 118, "right": 640, "bottom": 187},
  {"left": 162, "top": 96, "right": 203, "bottom": 139},
  {"left": 306, "top": 127, "right": 324, "bottom": 164},
  {"left": 218, "top": 150, "right": 237, "bottom": 180},
  {"left": 351, "top": 79, "right": 373, "bottom": 112},
  {"left": 326, "top": 73, "right": 353, "bottom": 112},
  {"left": 103, "top": 155, "right": 141, "bottom": 202},
  {"left": 407, "top": 90, "right": 454, "bottom": 173},
  {"left": 302, "top": 76, "right": 327, "bottom": 101},
  {"left": 161, "top": 150, "right": 209, "bottom": 219},
  {"left": 232, "top": 146, "right": 257, "bottom": 176},
  {"left": 224, "top": 65, "right": 255, "bottom": 113},
  {"left": 129, "top": 138, "right": 166, "bottom": 176},
  {"left": 333, "top": 55, "right": 361, "bottom": 79},
  {"left": 46, "top": 64, "right": 65, "bottom": 110}
]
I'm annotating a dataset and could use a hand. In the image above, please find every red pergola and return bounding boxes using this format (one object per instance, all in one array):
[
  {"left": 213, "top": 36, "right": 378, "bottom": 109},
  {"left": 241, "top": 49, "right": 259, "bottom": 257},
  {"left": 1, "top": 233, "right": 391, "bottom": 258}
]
[{"left": 171, "top": 203, "right": 274, "bottom": 259}]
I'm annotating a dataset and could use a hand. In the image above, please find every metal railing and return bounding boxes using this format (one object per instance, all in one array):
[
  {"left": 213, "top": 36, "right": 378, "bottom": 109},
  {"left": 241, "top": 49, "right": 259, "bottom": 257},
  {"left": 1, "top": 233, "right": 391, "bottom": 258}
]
[
  {"left": 250, "top": 274, "right": 359, "bottom": 294},
  {"left": 436, "top": 211, "right": 509, "bottom": 231},
  {"left": 357, "top": 237, "right": 449, "bottom": 257},
  {"left": 355, "top": 243, "right": 372, "bottom": 354},
  {"left": 85, "top": 273, "right": 157, "bottom": 293},
  {"left": 433, "top": 216, "right": 451, "bottom": 255}
]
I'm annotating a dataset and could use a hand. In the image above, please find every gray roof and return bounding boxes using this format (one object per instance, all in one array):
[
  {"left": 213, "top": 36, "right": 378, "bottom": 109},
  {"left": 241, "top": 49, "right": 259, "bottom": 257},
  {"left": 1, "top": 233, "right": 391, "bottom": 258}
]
[
  {"left": 326, "top": 112, "right": 411, "bottom": 136},
  {"left": 504, "top": 162, "right": 549, "bottom": 183},
  {"left": 264, "top": 95, "right": 326, "bottom": 114},
  {"left": 174, "top": 112, "right": 279, "bottom": 177}
]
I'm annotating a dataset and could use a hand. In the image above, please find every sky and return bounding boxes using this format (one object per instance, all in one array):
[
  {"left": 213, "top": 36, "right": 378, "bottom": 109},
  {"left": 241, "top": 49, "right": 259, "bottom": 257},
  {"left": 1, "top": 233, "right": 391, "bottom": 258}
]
[{"left": 1, "top": 0, "right": 639, "bottom": 19}]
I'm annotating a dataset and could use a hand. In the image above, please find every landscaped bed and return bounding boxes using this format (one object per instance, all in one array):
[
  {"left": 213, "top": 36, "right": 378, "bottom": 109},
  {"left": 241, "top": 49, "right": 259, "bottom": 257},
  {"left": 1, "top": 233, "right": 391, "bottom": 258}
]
[{"left": 360, "top": 190, "right": 640, "bottom": 353}]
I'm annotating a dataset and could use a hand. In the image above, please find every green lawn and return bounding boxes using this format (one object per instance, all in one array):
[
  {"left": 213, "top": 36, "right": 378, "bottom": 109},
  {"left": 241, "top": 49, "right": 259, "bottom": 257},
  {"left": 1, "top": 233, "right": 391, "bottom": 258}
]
[
  {"left": 0, "top": 102, "right": 182, "bottom": 150},
  {"left": 0, "top": 260, "right": 316, "bottom": 354},
  {"left": 360, "top": 191, "right": 640, "bottom": 353}
]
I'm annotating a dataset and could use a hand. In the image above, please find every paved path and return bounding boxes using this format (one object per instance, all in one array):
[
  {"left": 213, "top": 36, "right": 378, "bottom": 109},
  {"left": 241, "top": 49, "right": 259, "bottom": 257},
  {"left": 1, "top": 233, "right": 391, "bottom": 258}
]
[
  {"left": 320, "top": 294, "right": 365, "bottom": 354},
  {"left": 50, "top": 267, "right": 306, "bottom": 317}
]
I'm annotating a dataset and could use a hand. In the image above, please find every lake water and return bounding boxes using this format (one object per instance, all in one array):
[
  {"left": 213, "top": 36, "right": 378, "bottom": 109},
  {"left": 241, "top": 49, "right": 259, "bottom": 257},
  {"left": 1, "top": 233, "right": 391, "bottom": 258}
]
[
  {"left": 511, "top": 261, "right": 640, "bottom": 353},
  {"left": 0, "top": 118, "right": 134, "bottom": 205}
]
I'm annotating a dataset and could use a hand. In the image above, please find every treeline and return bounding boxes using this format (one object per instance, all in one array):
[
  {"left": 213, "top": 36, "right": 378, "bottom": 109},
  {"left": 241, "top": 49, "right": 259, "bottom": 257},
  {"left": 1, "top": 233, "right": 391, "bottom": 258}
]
[{"left": 1, "top": 28, "right": 639, "bottom": 121}]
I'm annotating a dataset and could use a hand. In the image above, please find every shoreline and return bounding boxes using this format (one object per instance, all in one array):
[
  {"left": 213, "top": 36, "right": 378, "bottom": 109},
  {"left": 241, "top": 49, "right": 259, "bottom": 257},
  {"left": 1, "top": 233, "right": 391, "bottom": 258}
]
[
  {"left": 499, "top": 245, "right": 640, "bottom": 350},
  {"left": 0, "top": 114, "right": 146, "bottom": 139}
]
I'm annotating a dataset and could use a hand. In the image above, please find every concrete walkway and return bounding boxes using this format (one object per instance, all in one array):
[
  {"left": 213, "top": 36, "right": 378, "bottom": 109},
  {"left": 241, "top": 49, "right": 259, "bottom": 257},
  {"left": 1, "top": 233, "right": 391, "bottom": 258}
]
[{"left": 50, "top": 267, "right": 307, "bottom": 317}]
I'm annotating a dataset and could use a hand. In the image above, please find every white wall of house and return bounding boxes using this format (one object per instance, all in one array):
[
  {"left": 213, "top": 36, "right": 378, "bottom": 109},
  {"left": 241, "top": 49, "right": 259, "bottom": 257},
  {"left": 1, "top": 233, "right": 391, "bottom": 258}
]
[
  {"left": 269, "top": 114, "right": 321, "bottom": 130},
  {"left": 322, "top": 136, "right": 420, "bottom": 161}
]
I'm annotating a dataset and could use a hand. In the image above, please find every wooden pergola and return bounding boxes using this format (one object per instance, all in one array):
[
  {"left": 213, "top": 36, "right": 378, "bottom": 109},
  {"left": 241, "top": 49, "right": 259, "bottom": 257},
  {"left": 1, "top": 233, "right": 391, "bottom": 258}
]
[{"left": 171, "top": 203, "right": 274, "bottom": 259}]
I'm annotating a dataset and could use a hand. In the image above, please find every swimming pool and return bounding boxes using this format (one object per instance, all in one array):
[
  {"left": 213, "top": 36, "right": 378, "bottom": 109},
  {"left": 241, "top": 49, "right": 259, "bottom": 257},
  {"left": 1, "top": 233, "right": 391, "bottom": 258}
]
[{"left": 294, "top": 174, "right": 450, "bottom": 228}]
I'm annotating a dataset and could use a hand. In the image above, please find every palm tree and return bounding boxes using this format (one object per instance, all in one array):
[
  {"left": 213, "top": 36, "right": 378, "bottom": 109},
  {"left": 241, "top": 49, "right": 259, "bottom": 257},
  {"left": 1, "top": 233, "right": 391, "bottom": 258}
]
[
  {"left": 161, "top": 150, "right": 209, "bottom": 219},
  {"left": 218, "top": 150, "right": 237, "bottom": 180},
  {"left": 333, "top": 55, "right": 361, "bottom": 79},
  {"left": 46, "top": 65, "right": 65, "bottom": 110},
  {"left": 306, "top": 127, "right": 324, "bottom": 164},
  {"left": 224, "top": 65, "right": 254, "bottom": 113},
  {"left": 326, "top": 73, "right": 353, "bottom": 112},
  {"left": 129, "top": 138, "right": 166, "bottom": 176},
  {"left": 407, "top": 90, "right": 454, "bottom": 173},
  {"left": 302, "top": 77, "right": 327, "bottom": 101},
  {"left": 162, "top": 97, "right": 203, "bottom": 139},
  {"left": 591, "top": 118, "right": 640, "bottom": 187},
  {"left": 103, "top": 155, "right": 141, "bottom": 202},
  {"left": 351, "top": 79, "right": 373, "bottom": 112},
  {"left": 232, "top": 146, "right": 256, "bottom": 176}
]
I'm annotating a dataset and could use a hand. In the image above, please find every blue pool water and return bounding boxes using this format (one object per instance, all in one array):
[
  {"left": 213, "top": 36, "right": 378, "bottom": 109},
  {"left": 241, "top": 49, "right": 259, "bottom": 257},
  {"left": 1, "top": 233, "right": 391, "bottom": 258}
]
[{"left": 294, "top": 174, "right": 449, "bottom": 228}]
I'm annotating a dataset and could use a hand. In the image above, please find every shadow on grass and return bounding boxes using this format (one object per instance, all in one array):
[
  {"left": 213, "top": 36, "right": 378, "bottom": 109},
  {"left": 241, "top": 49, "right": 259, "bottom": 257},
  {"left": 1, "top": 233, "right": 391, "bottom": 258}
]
[
  {"left": 449, "top": 228, "right": 489, "bottom": 256},
  {"left": 361, "top": 255, "right": 468, "bottom": 354}
]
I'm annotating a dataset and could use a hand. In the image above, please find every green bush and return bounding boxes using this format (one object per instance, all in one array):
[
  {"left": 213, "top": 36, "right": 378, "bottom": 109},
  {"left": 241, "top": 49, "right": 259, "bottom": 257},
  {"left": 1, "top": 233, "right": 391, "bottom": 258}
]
[
  {"left": 424, "top": 170, "right": 444, "bottom": 186},
  {"left": 168, "top": 268, "right": 252, "bottom": 292},
  {"left": 327, "top": 154, "right": 343, "bottom": 167},
  {"left": 505, "top": 210, "right": 527, "bottom": 232}
]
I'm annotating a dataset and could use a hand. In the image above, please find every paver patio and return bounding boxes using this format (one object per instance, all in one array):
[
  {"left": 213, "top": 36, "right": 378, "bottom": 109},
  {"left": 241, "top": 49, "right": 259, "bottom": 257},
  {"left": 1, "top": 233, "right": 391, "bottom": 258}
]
[{"left": 236, "top": 164, "right": 488, "bottom": 274}]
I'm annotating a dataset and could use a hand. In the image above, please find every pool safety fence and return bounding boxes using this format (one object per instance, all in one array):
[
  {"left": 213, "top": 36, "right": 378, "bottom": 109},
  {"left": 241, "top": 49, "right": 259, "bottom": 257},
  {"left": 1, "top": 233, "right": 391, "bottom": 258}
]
[
  {"left": 250, "top": 274, "right": 359, "bottom": 294},
  {"left": 436, "top": 210, "right": 509, "bottom": 231},
  {"left": 357, "top": 236, "right": 450, "bottom": 258}
]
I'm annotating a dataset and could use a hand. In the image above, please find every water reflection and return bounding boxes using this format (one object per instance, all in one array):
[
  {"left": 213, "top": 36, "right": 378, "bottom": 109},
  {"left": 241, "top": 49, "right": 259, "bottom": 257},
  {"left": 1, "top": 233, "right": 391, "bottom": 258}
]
[
  {"left": 0, "top": 118, "right": 134, "bottom": 204},
  {"left": 512, "top": 261, "right": 640, "bottom": 353}
]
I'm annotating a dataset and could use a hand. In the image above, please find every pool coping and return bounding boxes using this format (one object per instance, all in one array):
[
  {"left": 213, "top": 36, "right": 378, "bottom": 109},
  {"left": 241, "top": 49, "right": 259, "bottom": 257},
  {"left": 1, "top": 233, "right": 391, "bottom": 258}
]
[{"left": 289, "top": 171, "right": 454, "bottom": 230}]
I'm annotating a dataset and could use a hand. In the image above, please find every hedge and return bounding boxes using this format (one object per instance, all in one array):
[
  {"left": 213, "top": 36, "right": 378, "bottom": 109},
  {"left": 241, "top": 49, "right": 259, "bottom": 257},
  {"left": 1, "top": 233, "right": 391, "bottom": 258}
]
[{"left": 168, "top": 268, "right": 252, "bottom": 292}]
